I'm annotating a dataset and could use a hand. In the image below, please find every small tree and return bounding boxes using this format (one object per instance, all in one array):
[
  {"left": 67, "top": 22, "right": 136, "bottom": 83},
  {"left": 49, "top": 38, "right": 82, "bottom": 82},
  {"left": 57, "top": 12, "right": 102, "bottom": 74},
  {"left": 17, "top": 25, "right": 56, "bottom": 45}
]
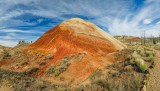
[
  {"left": 18, "top": 41, "right": 21, "bottom": 44},
  {"left": 144, "top": 31, "right": 146, "bottom": 45},
  {"left": 22, "top": 40, "right": 25, "bottom": 43},
  {"left": 153, "top": 38, "right": 157, "bottom": 44}
]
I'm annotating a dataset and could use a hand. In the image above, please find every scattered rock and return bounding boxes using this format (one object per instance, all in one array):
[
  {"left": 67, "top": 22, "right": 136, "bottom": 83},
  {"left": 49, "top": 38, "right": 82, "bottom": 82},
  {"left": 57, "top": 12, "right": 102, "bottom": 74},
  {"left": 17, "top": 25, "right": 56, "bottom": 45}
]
[
  {"left": 83, "top": 51, "right": 87, "bottom": 55},
  {"left": 142, "top": 85, "right": 146, "bottom": 91}
]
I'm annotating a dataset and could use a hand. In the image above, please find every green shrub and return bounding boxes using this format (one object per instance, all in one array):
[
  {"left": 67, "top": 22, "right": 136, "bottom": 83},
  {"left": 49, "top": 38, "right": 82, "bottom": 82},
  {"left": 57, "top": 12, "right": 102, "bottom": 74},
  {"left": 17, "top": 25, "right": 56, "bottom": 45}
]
[
  {"left": 113, "top": 61, "right": 120, "bottom": 67},
  {"left": 55, "top": 69, "right": 60, "bottom": 76},
  {"left": 75, "top": 53, "right": 84, "bottom": 61},
  {"left": 38, "top": 61, "right": 46, "bottom": 65},
  {"left": 132, "top": 51, "right": 140, "bottom": 59},
  {"left": 58, "top": 62, "right": 71, "bottom": 73},
  {"left": 44, "top": 54, "right": 54, "bottom": 61},
  {"left": 59, "top": 66, "right": 67, "bottom": 72},
  {"left": 141, "top": 63, "right": 148, "bottom": 73},
  {"left": 28, "top": 67, "right": 39, "bottom": 74},
  {"left": 66, "top": 62, "right": 71, "bottom": 67},
  {"left": 148, "top": 55, "right": 155, "bottom": 63},
  {"left": 135, "top": 58, "right": 148, "bottom": 72},
  {"left": 70, "top": 54, "right": 75, "bottom": 58},
  {"left": 96, "top": 77, "right": 112, "bottom": 90},
  {"left": 153, "top": 38, "right": 157, "bottom": 44},
  {"left": 64, "top": 55, "right": 73, "bottom": 61},
  {"left": 145, "top": 50, "right": 154, "bottom": 57},
  {"left": 108, "top": 70, "right": 119, "bottom": 77},
  {"left": 58, "top": 59, "right": 68, "bottom": 66},
  {"left": 46, "top": 65, "right": 55, "bottom": 74},
  {"left": 124, "top": 65, "right": 133, "bottom": 72},
  {"left": 139, "top": 50, "right": 145, "bottom": 56},
  {"left": 2, "top": 50, "right": 10, "bottom": 59},
  {"left": 36, "top": 80, "right": 45, "bottom": 90},
  {"left": 68, "top": 78, "right": 75, "bottom": 85}
]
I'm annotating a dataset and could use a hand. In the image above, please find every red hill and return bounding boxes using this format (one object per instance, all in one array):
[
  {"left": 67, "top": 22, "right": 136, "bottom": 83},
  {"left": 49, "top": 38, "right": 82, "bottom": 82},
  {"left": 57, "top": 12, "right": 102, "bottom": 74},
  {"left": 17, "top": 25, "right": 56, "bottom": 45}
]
[
  {"left": 30, "top": 18, "right": 126, "bottom": 56},
  {"left": 0, "top": 18, "right": 126, "bottom": 87},
  {"left": 28, "top": 18, "right": 126, "bottom": 86}
]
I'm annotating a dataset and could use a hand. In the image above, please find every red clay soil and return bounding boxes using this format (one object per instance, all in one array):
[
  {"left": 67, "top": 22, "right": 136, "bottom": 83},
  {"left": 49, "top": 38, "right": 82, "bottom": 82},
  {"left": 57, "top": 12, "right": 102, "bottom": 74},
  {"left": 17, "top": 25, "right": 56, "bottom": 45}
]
[
  {"left": 124, "top": 37, "right": 141, "bottom": 43},
  {"left": 0, "top": 18, "right": 126, "bottom": 86}
]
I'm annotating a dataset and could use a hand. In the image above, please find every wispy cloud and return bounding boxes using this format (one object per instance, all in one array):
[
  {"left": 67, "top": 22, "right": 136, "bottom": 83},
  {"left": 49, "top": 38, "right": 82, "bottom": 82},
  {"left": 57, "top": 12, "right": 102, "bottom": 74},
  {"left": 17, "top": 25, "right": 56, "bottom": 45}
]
[
  {"left": 0, "top": 29, "right": 31, "bottom": 33},
  {"left": 0, "top": 40, "right": 17, "bottom": 47}
]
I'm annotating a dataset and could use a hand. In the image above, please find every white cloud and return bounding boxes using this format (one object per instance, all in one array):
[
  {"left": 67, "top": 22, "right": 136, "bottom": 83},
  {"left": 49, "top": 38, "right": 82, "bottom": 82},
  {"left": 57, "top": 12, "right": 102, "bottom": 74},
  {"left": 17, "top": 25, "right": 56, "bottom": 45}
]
[
  {"left": 156, "top": 21, "right": 160, "bottom": 24},
  {"left": 143, "top": 19, "right": 151, "bottom": 24},
  {"left": 38, "top": 19, "right": 43, "bottom": 23},
  {"left": 0, "top": 29, "right": 44, "bottom": 34},
  {"left": 0, "top": 40, "right": 17, "bottom": 47},
  {"left": 93, "top": 0, "right": 160, "bottom": 37},
  {"left": 0, "top": 29, "right": 31, "bottom": 33}
]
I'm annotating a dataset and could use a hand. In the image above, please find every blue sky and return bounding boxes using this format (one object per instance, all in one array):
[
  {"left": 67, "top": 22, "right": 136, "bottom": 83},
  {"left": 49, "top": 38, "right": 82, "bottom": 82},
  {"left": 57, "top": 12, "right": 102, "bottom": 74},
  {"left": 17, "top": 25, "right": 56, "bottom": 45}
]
[{"left": 0, "top": 0, "right": 160, "bottom": 47}]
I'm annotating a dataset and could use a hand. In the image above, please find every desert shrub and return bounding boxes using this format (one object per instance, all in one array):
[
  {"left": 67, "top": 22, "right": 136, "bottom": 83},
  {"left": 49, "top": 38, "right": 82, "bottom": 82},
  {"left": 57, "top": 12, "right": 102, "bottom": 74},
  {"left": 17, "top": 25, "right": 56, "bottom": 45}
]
[
  {"left": 94, "top": 71, "right": 143, "bottom": 91},
  {"left": 38, "top": 61, "right": 46, "bottom": 65},
  {"left": 46, "top": 65, "right": 55, "bottom": 74},
  {"left": 78, "top": 52, "right": 81, "bottom": 55},
  {"left": 64, "top": 55, "right": 74, "bottom": 61},
  {"left": 136, "top": 47, "right": 144, "bottom": 54},
  {"left": 96, "top": 78, "right": 109, "bottom": 88},
  {"left": 90, "top": 72, "right": 96, "bottom": 79},
  {"left": 2, "top": 50, "right": 10, "bottom": 59},
  {"left": 140, "top": 63, "right": 148, "bottom": 73},
  {"left": 89, "top": 70, "right": 103, "bottom": 84},
  {"left": 132, "top": 73, "right": 143, "bottom": 91},
  {"left": 70, "top": 54, "right": 75, "bottom": 58},
  {"left": 132, "top": 51, "right": 140, "bottom": 59},
  {"left": 135, "top": 58, "right": 148, "bottom": 72},
  {"left": 144, "top": 47, "right": 153, "bottom": 51},
  {"left": 68, "top": 78, "right": 75, "bottom": 85},
  {"left": 75, "top": 53, "right": 84, "bottom": 61},
  {"left": 54, "top": 69, "right": 60, "bottom": 76},
  {"left": 124, "top": 65, "right": 133, "bottom": 72},
  {"left": 59, "top": 62, "right": 71, "bottom": 72},
  {"left": 44, "top": 54, "right": 54, "bottom": 60},
  {"left": 153, "top": 38, "right": 157, "bottom": 44},
  {"left": 36, "top": 80, "right": 45, "bottom": 90},
  {"left": 95, "top": 76, "right": 117, "bottom": 91},
  {"left": 153, "top": 44, "right": 160, "bottom": 50},
  {"left": 113, "top": 61, "right": 120, "bottom": 67},
  {"left": 47, "top": 63, "right": 69, "bottom": 76},
  {"left": 28, "top": 67, "right": 38, "bottom": 74},
  {"left": 108, "top": 70, "right": 119, "bottom": 77},
  {"left": 21, "top": 61, "right": 28, "bottom": 65},
  {"left": 60, "top": 76, "right": 65, "bottom": 81},
  {"left": 137, "top": 47, "right": 146, "bottom": 57},
  {"left": 58, "top": 59, "right": 68, "bottom": 66},
  {"left": 59, "top": 66, "right": 67, "bottom": 73},
  {"left": 66, "top": 62, "right": 71, "bottom": 66},
  {"left": 148, "top": 55, "right": 155, "bottom": 63},
  {"left": 145, "top": 50, "right": 154, "bottom": 57}
]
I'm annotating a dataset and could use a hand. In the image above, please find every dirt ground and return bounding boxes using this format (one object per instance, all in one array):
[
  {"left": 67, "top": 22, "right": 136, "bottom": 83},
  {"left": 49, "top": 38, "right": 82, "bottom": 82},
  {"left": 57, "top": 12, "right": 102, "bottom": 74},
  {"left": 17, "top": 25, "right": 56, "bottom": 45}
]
[{"left": 147, "top": 51, "right": 160, "bottom": 91}]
